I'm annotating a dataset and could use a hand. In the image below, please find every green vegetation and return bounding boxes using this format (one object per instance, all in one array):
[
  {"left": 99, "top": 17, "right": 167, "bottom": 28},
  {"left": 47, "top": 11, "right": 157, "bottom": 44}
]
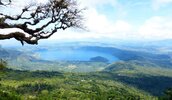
[
  {"left": 104, "top": 61, "right": 172, "bottom": 96},
  {"left": 0, "top": 69, "right": 157, "bottom": 100},
  {"left": 0, "top": 59, "right": 7, "bottom": 71},
  {"left": 159, "top": 88, "right": 172, "bottom": 100},
  {"left": 1, "top": 60, "right": 172, "bottom": 99},
  {"left": 8, "top": 58, "right": 107, "bottom": 72}
]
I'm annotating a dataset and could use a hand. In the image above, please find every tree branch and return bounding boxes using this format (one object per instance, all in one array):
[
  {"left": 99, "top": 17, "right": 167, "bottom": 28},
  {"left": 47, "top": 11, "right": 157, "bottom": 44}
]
[
  {"left": 0, "top": 32, "right": 38, "bottom": 45},
  {"left": 0, "top": 0, "right": 84, "bottom": 45}
]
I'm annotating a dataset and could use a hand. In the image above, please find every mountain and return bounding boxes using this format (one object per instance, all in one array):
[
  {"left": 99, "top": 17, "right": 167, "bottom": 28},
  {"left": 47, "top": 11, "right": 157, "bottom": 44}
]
[
  {"left": 90, "top": 56, "right": 109, "bottom": 62},
  {"left": 80, "top": 46, "right": 172, "bottom": 68},
  {"left": 144, "top": 39, "right": 172, "bottom": 47},
  {"left": 0, "top": 47, "right": 9, "bottom": 58}
]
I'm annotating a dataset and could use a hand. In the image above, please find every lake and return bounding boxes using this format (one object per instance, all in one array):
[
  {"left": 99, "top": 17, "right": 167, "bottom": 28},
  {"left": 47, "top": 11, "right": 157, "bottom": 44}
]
[{"left": 36, "top": 48, "right": 119, "bottom": 63}]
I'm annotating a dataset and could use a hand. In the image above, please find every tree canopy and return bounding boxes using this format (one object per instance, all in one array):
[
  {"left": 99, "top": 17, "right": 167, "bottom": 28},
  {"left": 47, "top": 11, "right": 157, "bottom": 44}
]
[{"left": 0, "top": 0, "right": 83, "bottom": 45}]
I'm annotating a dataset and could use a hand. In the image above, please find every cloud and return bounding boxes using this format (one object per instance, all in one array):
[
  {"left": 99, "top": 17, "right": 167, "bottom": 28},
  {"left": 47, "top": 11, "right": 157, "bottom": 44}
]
[
  {"left": 36, "top": 0, "right": 48, "bottom": 4},
  {"left": 47, "top": 7, "right": 132, "bottom": 41},
  {"left": 78, "top": 0, "right": 117, "bottom": 8},
  {"left": 138, "top": 16, "right": 172, "bottom": 40},
  {"left": 84, "top": 8, "right": 132, "bottom": 34},
  {"left": 46, "top": 0, "right": 133, "bottom": 42},
  {"left": 152, "top": 0, "right": 172, "bottom": 10}
]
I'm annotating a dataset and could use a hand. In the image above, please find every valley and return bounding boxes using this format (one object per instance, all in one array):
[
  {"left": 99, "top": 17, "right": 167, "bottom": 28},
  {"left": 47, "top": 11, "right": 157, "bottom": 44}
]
[{"left": 0, "top": 42, "right": 172, "bottom": 99}]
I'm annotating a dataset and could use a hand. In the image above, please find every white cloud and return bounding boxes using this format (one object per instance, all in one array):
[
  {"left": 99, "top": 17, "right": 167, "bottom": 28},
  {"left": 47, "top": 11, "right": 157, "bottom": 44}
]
[
  {"left": 84, "top": 8, "right": 132, "bottom": 34},
  {"left": 138, "top": 16, "right": 172, "bottom": 40},
  {"left": 78, "top": 0, "right": 117, "bottom": 8},
  {"left": 152, "top": 0, "right": 172, "bottom": 10},
  {"left": 36, "top": 0, "right": 48, "bottom": 4}
]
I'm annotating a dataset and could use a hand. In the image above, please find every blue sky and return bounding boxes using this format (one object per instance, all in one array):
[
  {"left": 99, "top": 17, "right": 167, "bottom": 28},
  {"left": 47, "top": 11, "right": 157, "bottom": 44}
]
[
  {"left": 1, "top": 0, "right": 172, "bottom": 45},
  {"left": 76, "top": 0, "right": 172, "bottom": 41},
  {"left": 98, "top": 0, "right": 172, "bottom": 25}
]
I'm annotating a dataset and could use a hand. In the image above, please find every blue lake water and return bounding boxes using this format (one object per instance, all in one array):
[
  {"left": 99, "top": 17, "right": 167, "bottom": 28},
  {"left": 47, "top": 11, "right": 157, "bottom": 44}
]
[{"left": 37, "top": 49, "right": 119, "bottom": 63}]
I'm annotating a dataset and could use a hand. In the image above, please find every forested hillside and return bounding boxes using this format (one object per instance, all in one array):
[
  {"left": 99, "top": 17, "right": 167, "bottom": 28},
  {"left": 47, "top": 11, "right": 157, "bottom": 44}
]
[{"left": 0, "top": 69, "right": 156, "bottom": 100}]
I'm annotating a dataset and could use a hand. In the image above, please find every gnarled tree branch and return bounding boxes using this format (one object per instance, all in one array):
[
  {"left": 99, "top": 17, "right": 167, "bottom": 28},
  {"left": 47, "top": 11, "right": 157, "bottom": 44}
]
[
  {"left": 0, "top": 0, "right": 84, "bottom": 45},
  {"left": 0, "top": 32, "right": 38, "bottom": 45}
]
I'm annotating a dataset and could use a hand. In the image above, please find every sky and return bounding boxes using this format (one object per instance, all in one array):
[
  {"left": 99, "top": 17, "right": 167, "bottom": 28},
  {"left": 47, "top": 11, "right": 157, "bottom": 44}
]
[{"left": 1, "top": 0, "right": 172, "bottom": 45}]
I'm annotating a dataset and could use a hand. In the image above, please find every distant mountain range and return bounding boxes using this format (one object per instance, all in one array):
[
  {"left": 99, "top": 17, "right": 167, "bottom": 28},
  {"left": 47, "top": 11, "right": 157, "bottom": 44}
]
[{"left": 0, "top": 42, "right": 172, "bottom": 71}]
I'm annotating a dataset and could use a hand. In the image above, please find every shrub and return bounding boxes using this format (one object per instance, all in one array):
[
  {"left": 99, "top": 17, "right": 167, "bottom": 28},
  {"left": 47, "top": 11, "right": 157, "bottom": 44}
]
[{"left": 0, "top": 59, "right": 7, "bottom": 71}]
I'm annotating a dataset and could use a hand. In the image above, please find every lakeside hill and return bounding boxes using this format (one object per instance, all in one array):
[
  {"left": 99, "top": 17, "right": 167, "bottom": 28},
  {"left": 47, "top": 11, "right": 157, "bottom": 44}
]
[
  {"left": 103, "top": 61, "right": 172, "bottom": 96},
  {"left": 1, "top": 45, "right": 172, "bottom": 72}
]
